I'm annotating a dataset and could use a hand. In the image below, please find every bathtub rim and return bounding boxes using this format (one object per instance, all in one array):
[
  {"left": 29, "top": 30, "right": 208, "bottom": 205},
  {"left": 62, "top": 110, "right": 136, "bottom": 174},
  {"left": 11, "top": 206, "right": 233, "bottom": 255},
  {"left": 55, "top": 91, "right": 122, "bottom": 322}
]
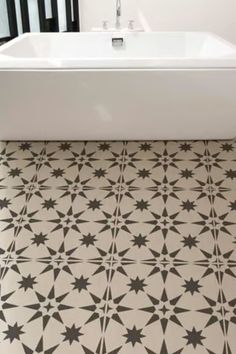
[{"left": 1, "top": 31, "right": 236, "bottom": 70}]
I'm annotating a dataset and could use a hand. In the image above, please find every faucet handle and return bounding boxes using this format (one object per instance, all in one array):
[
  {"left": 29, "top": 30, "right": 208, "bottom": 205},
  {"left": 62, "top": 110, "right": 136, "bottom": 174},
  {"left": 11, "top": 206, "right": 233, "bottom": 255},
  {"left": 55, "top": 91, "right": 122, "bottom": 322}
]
[
  {"left": 128, "top": 20, "right": 135, "bottom": 30},
  {"left": 102, "top": 20, "right": 109, "bottom": 30}
]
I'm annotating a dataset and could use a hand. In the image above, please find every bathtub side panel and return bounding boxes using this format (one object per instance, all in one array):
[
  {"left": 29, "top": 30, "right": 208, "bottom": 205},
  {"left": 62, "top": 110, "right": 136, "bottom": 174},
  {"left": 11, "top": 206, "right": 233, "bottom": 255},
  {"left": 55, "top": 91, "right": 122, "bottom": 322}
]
[{"left": 0, "top": 69, "right": 236, "bottom": 140}]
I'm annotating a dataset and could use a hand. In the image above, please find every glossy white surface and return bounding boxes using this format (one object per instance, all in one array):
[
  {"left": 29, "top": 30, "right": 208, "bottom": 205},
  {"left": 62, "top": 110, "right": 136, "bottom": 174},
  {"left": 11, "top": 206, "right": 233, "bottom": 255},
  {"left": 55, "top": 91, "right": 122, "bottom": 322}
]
[
  {"left": 0, "top": 69, "right": 236, "bottom": 140},
  {"left": 0, "top": 32, "right": 236, "bottom": 68},
  {"left": 0, "top": 32, "right": 236, "bottom": 140}
]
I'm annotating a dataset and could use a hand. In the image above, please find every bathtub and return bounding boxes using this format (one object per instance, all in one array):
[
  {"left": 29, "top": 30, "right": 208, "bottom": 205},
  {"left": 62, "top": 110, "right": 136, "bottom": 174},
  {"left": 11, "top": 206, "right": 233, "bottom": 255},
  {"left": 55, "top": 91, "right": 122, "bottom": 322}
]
[{"left": 0, "top": 31, "right": 236, "bottom": 140}]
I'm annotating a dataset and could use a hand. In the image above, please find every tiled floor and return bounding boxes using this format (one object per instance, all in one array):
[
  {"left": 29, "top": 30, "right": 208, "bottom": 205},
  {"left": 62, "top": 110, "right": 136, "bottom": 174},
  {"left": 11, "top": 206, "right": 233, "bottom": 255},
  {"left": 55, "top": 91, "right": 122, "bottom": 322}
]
[{"left": 0, "top": 140, "right": 236, "bottom": 354}]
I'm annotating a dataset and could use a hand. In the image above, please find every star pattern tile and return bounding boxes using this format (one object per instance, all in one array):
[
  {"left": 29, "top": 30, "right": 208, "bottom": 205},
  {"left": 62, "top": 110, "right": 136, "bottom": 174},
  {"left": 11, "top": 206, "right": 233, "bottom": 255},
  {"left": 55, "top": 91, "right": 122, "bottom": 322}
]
[{"left": 0, "top": 140, "right": 235, "bottom": 354}]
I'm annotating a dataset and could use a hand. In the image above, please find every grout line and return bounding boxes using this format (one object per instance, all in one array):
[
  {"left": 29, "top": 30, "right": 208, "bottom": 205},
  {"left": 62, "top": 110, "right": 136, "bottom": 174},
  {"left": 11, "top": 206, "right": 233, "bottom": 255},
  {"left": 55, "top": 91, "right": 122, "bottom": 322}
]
[
  {"left": 207, "top": 139, "right": 230, "bottom": 354},
  {"left": 99, "top": 142, "right": 128, "bottom": 354},
  {"left": 212, "top": 219, "right": 229, "bottom": 354}
]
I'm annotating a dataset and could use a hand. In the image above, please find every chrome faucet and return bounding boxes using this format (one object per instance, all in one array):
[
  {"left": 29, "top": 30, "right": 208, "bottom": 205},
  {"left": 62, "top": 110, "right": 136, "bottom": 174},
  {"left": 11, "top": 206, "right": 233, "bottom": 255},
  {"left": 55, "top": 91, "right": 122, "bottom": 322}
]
[{"left": 115, "top": 0, "right": 121, "bottom": 30}]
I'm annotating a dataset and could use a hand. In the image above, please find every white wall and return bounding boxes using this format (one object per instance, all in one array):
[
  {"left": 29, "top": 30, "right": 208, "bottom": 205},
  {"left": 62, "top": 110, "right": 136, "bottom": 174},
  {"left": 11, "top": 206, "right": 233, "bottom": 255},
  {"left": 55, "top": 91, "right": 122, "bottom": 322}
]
[
  {"left": 0, "top": 1, "right": 9, "bottom": 38},
  {"left": 1, "top": 0, "right": 236, "bottom": 44},
  {"left": 80, "top": 0, "right": 236, "bottom": 44}
]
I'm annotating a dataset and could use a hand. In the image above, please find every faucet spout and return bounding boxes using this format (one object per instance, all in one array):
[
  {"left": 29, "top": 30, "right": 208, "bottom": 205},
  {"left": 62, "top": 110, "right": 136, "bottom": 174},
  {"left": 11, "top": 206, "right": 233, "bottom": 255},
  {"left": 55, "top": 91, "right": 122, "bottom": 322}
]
[{"left": 116, "top": 0, "right": 122, "bottom": 30}]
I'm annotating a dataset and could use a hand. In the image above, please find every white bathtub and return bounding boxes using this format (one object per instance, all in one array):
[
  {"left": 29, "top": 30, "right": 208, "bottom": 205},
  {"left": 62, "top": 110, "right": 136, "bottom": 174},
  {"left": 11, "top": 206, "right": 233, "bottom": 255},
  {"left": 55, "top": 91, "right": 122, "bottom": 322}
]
[{"left": 0, "top": 32, "right": 236, "bottom": 140}]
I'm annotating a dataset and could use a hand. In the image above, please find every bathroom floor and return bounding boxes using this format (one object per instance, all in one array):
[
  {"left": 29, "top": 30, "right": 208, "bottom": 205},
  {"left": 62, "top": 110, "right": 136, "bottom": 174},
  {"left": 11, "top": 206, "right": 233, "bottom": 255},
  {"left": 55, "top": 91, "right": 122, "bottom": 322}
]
[{"left": 0, "top": 140, "right": 235, "bottom": 354}]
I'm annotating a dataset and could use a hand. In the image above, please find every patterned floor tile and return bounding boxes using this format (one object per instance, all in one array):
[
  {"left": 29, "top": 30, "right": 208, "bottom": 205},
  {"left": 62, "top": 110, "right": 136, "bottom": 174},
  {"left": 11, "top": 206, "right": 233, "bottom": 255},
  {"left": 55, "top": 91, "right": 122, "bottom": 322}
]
[
  {"left": 13, "top": 186, "right": 118, "bottom": 261},
  {"left": 211, "top": 191, "right": 236, "bottom": 242},
  {"left": 218, "top": 267, "right": 236, "bottom": 354},
  {"left": 115, "top": 200, "right": 214, "bottom": 258},
  {"left": 121, "top": 141, "right": 213, "bottom": 190},
  {"left": 0, "top": 188, "right": 29, "bottom": 216},
  {"left": 123, "top": 141, "right": 208, "bottom": 160},
  {"left": 0, "top": 142, "right": 46, "bottom": 186},
  {"left": 102, "top": 263, "right": 225, "bottom": 354},
  {"left": 112, "top": 190, "right": 217, "bottom": 264},
  {"left": 0, "top": 140, "right": 236, "bottom": 354},
  {"left": 0, "top": 197, "right": 28, "bottom": 257},
  {"left": 36, "top": 141, "right": 124, "bottom": 188},
  {"left": 14, "top": 227, "right": 115, "bottom": 262},
  {"left": 0, "top": 230, "right": 15, "bottom": 262},
  {"left": 206, "top": 140, "right": 236, "bottom": 190},
  {"left": 0, "top": 260, "right": 107, "bottom": 354},
  {"left": 113, "top": 228, "right": 217, "bottom": 265}
]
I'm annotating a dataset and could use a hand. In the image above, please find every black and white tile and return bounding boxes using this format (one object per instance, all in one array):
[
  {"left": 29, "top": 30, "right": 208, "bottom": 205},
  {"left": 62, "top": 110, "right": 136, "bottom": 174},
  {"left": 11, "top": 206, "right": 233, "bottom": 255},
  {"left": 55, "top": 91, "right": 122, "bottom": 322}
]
[{"left": 0, "top": 140, "right": 235, "bottom": 354}]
